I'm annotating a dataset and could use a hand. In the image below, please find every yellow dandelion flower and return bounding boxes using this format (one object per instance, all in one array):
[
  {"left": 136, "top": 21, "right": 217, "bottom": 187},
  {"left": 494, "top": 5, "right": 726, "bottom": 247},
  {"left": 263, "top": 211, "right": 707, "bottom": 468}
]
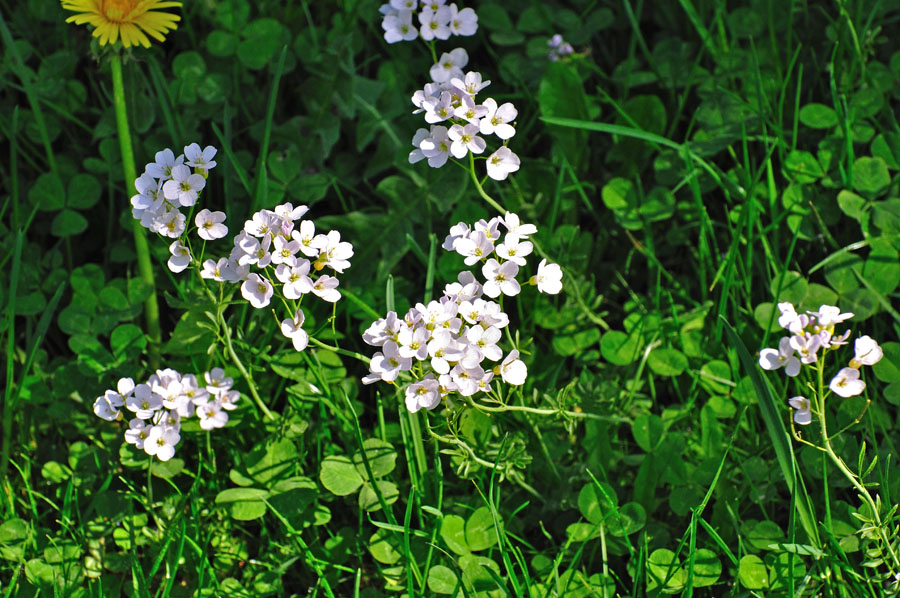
[{"left": 61, "top": 0, "right": 182, "bottom": 48}]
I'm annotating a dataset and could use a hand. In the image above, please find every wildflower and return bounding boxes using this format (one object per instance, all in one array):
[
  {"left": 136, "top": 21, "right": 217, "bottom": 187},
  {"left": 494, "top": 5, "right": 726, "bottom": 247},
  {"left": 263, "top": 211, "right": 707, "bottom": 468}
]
[
  {"left": 758, "top": 337, "right": 801, "bottom": 377},
  {"left": 162, "top": 164, "right": 205, "bottom": 207},
  {"left": 93, "top": 391, "right": 124, "bottom": 421},
  {"left": 144, "top": 425, "right": 180, "bottom": 461},
  {"left": 830, "top": 367, "right": 866, "bottom": 398},
  {"left": 499, "top": 350, "right": 527, "bottom": 385},
  {"left": 204, "top": 368, "right": 233, "bottom": 395},
  {"left": 61, "top": 0, "right": 182, "bottom": 48},
  {"left": 448, "top": 123, "right": 486, "bottom": 159},
  {"left": 809, "top": 305, "right": 854, "bottom": 328},
  {"left": 502, "top": 212, "right": 538, "bottom": 239},
  {"left": 454, "top": 231, "right": 495, "bottom": 265},
  {"left": 200, "top": 258, "right": 227, "bottom": 281},
  {"left": 312, "top": 230, "right": 354, "bottom": 273},
  {"left": 281, "top": 310, "right": 310, "bottom": 352},
  {"left": 241, "top": 273, "right": 274, "bottom": 309},
  {"left": 275, "top": 259, "right": 314, "bottom": 299},
  {"left": 532, "top": 259, "right": 563, "bottom": 294},
  {"left": 495, "top": 235, "right": 533, "bottom": 267},
  {"left": 195, "top": 209, "right": 228, "bottom": 241},
  {"left": 850, "top": 335, "right": 883, "bottom": 368},
  {"left": 777, "top": 302, "right": 807, "bottom": 334},
  {"left": 448, "top": 3, "right": 477, "bottom": 36},
  {"left": 167, "top": 240, "right": 191, "bottom": 273},
  {"left": 409, "top": 128, "right": 430, "bottom": 164},
  {"left": 547, "top": 34, "right": 574, "bottom": 61},
  {"left": 405, "top": 377, "right": 442, "bottom": 412},
  {"left": 420, "top": 126, "right": 452, "bottom": 168},
  {"left": 124, "top": 419, "right": 151, "bottom": 449},
  {"left": 450, "top": 71, "right": 490, "bottom": 97},
  {"left": 184, "top": 143, "right": 217, "bottom": 174},
  {"left": 363, "top": 341, "right": 412, "bottom": 384},
  {"left": 485, "top": 147, "right": 520, "bottom": 180},
  {"left": 789, "top": 334, "right": 822, "bottom": 364},
  {"left": 482, "top": 258, "right": 520, "bottom": 298},
  {"left": 311, "top": 275, "right": 341, "bottom": 303},
  {"left": 419, "top": 5, "right": 452, "bottom": 41},
  {"left": 430, "top": 48, "right": 468, "bottom": 83},
  {"left": 479, "top": 98, "right": 518, "bottom": 139},
  {"left": 383, "top": 8, "right": 418, "bottom": 43},
  {"left": 144, "top": 148, "right": 183, "bottom": 181},
  {"left": 788, "top": 396, "right": 812, "bottom": 425},
  {"left": 125, "top": 383, "right": 163, "bottom": 419},
  {"left": 197, "top": 399, "right": 228, "bottom": 430}
]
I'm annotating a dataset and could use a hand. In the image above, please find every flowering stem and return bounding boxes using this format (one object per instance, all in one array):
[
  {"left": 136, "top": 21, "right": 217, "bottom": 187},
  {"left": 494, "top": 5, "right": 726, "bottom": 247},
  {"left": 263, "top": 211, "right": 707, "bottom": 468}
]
[
  {"left": 110, "top": 52, "right": 162, "bottom": 366},
  {"left": 816, "top": 359, "right": 900, "bottom": 574},
  {"left": 467, "top": 152, "right": 507, "bottom": 215},
  {"left": 218, "top": 308, "right": 275, "bottom": 421},
  {"left": 308, "top": 336, "right": 371, "bottom": 364}
]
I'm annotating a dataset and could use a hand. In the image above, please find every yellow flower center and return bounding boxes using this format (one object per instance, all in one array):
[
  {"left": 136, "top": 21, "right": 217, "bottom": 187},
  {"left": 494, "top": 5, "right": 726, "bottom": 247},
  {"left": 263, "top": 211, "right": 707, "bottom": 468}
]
[{"left": 102, "top": 0, "right": 140, "bottom": 21}]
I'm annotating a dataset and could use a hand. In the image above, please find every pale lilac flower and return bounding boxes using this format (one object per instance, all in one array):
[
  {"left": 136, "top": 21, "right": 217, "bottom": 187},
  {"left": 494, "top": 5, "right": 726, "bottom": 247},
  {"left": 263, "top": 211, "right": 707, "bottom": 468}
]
[
  {"left": 204, "top": 368, "right": 233, "bottom": 395},
  {"left": 93, "top": 390, "right": 124, "bottom": 421},
  {"left": 144, "top": 425, "right": 180, "bottom": 461},
  {"left": 480, "top": 98, "right": 517, "bottom": 139},
  {"left": 466, "top": 325, "right": 503, "bottom": 361},
  {"left": 312, "top": 275, "right": 341, "bottom": 302},
  {"left": 788, "top": 396, "right": 812, "bottom": 425},
  {"left": 810, "top": 305, "right": 854, "bottom": 328},
  {"left": 448, "top": 3, "right": 477, "bottom": 36},
  {"left": 167, "top": 240, "right": 192, "bottom": 273},
  {"left": 455, "top": 231, "right": 494, "bottom": 265},
  {"left": 533, "top": 259, "right": 563, "bottom": 294},
  {"left": 450, "top": 71, "right": 489, "bottom": 97},
  {"left": 398, "top": 326, "right": 430, "bottom": 360},
  {"left": 830, "top": 367, "right": 866, "bottom": 397},
  {"left": 503, "top": 212, "right": 538, "bottom": 239},
  {"left": 429, "top": 48, "right": 468, "bottom": 82},
  {"left": 272, "top": 235, "right": 301, "bottom": 266},
  {"left": 281, "top": 310, "right": 310, "bottom": 352},
  {"left": 162, "top": 164, "right": 206, "bottom": 207},
  {"left": 157, "top": 208, "right": 186, "bottom": 238},
  {"left": 420, "top": 126, "right": 452, "bottom": 168},
  {"left": 241, "top": 273, "right": 274, "bottom": 308},
  {"left": 184, "top": 143, "right": 218, "bottom": 173},
  {"left": 485, "top": 147, "right": 520, "bottom": 180},
  {"left": 124, "top": 418, "right": 151, "bottom": 449},
  {"left": 777, "top": 302, "right": 808, "bottom": 334},
  {"left": 383, "top": 9, "right": 418, "bottom": 43},
  {"left": 275, "top": 259, "right": 314, "bottom": 299},
  {"left": 759, "top": 337, "right": 801, "bottom": 377},
  {"left": 424, "top": 91, "right": 455, "bottom": 123},
  {"left": 495, "top": 235, "right": 532, "bottom": 266},
  {"left": 126, "top": 384, "right": 164, "bottom": 420},
  {"left": 453, "top": 94, "right": 489, "bottom": 124},
  {"left": 409, "top": 128, "right": 430, "bottom": 164},
  {"left": 201, "top": 257, "right": 228, "bottom": 281},
  {"left": 442, "top": 222, "right": 470, "bottom": 251},
  {"left": 790, "top": 334, "right": 822, "bottom": 364},
  {"left": 197, "top": 399, "right": 228, "bottom": 430},
  {"left": 500, "top": 350, "right": 527, "bottom": 385},
  {"left": 482, "top": 258, "right": 520, "bottom": 298},
  {"left": 419, "top": 6, "right": 452, "bottom": 41},
  {"left": 312, "top": 230, "right": 354, "bottom": 273},
  {"left": 448, "top": 123, "right": 486, "bottom": 159},
  {"left": 450, "top": 363, "right": 483, "bottom": 396},
  {"left": 405, "top": 376, "right": 442, "bottom": 412},
  {"left": 144, "top": 148, "right": 183, "bottom": 181},
  {"left": 851, "top": 335, "right": 883, "bottom": 368},
  {"left": 195, "top": 209, "right": 228, "bottom": 241},
  {"left": 363, "top": 341, "right": 412, "bottom": 384}
]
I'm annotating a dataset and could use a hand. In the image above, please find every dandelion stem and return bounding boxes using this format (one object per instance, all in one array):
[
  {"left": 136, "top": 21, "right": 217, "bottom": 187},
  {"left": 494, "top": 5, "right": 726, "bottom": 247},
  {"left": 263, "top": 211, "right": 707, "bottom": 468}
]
[{"left": 110, "top": 52, "right": 162, "bottom": 367}]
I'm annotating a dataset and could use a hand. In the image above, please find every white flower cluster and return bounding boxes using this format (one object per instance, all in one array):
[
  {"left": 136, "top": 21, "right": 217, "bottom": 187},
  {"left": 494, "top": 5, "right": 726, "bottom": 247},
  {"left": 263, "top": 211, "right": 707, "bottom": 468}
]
[
  {"left": 92, "top": 368, "right": 238, "bottom": 461},
  {"left": 202, "top": 203, "right": 354, "bottom": 352},
  {"left": 547, "top": 34, "right": 574, "bottom": 62},
  {"left": 758, "top": 302, "right": 883, "bottom": 425},
  {"left": 408, "top": 48, "right": 521, "bottom": 181},
  {"left": 362, "top": 213, "right": 562, "bottom": 413},
  {"left": 131, "top": 144, "right": 220, "bottom": 240},
  {"left": 380, "top": 0, "right": 477, "bottom": 44}
]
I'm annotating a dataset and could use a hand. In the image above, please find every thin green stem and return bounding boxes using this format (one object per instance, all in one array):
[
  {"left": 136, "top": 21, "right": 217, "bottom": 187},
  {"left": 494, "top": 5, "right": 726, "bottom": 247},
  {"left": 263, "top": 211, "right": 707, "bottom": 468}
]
[
  {"left": 468, "top": 152, "right": 507, "bottom": 214},
  {"left": 816, "top": 359, "right": 900, "bottom": 574},
  {"left": 110, "top": 52, "right": 162, "bottom": 367},
  {"left": 308, "top": 336, "right": 371, "bottom": 364}
]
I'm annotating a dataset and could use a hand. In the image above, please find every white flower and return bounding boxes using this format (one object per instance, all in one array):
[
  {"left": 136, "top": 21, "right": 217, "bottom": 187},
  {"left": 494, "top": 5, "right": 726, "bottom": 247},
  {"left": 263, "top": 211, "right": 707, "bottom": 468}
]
[
  {"left": 195, "top": 209, "right": 228, "bottom": 241},
  {"left": 419, "top": 6, "right": 452, "bottom": 41},
  {"left": 448, "top": 3, "right": 477, "bottom": 36},
  {"left": 93, "top": 390, "right": 125, "bottom": 421},
  {"left": 167, "top": 240, "right": 192, "bottom": 273},
  {"left": 789, "top": 334, "right": 822, "bottom": 364},
  {"left": 830, "top": 367, "right": 866, "bottom": 397},
  {"left": 201, "top": 257, "right": 228, "bottom": 281},
  {"left": 532, "top": 259, "right": 563, "bottom": 294},
  {"left": 126, "top": 384, "right": 164, "bottom": 420},
  {"left": 205, "top": 367, "right": 233, "bottom": 395},
  {"left": 430, "top": 48, "right": 468, "bottom": 82},
  {"left": 453, "top": 94, "right": 489, "bottom": 124},
  {"left": 162, "top": 164, "right": 206, "bottom": 207},
  {"left": 124, "top": 418, "right": 151, "bottom": 449},
  {"left": 271, "top": 235, "right": 301, "bottom": 266},
  {"left": 241, "top": 273, "right": 274, "bottom": 308},
  {"left": 500, "top": 350, "right": 527, "bottom": 385},
  {"left": 244, "top": 210, "right": 277, "bottom": 238},
  {"left": 363, "top": 341, "right": 412, "bottom": 384},
  {"left": 450, "top": 363, "right": 483, "bottom": 396},
  {"left": 495, "top": 234, "right": 533, "bottom": 266},
  {"left": 442, "top": 221, "right": 470, "bottom": 250},
  {"left": 420, "top": 126, "right": 452, "bottom": 168},
  {"left": 405, "top": 377, "right": 442, "bottom": 413},
  {"left": 275, "top": 259, "right": 314, "bottom": 299},
  {"left": 281, "top": 310, "right": 310, "bottom": 352},
  {"left": 197, "top": 399, "right": 228, "bottom": 430},
  {"left": 409, "top": 128, "right": 430, "bottom": 164},
  {"left": 423, "top": 91, "right": 454, "bottom": 123},
  {"left": 184, "top": 143, "right": 217, "bottom": 173},
  {"left": 450, "top": 71, "right": 490, "bottom": 97},
  {"left": 788, "top": 396, "right": 812, "bottom": 425},
  {"left": 485, "top": 147, "right": 520, "bottom": 180},
  {"left": 237, "top": 234, "right": 272, "bottom": 268},
  {"left": 466, "top": 325, "right": 503, "bottom": 361},
  {"left": 482, "top": 258, "right": 520, "bottom": 298},
  {"left": 503, "top": 212, "right": 537, "bottom": 238},
  {"left": 383, "top": 9, "right": 418, "bottom": 43},
  {"left": 398, "top": 325, "right": 430, "bottom": 360},
  {"left": 157, "top": 207, "right": 186, "bottom": 238},
  {"left": 448, "top": 123, "right": 486, "bottom": 159},
  {"left": 312, "top": 230, "right": 354, "bottom": 273},
  {"left": 759, "top": 337, "right": 801, "bottom": 377},
  {"left": 850, "top": 335, "right": 883, "bottom": 368},
  {"left": 312, "top": 275, "right": 341, "bottom": 302},
  {"left": 274, "top": 202, "right": 309, "bottom": 224},
  {"left": 144, "top": 148, "right": 183, "bottom": 181},
  {"left": 390, "top": 0, "right": 416, "bottom": 9},
  {"left": 777, "top": 302, "right": 807, "bottom": 334},
  {"left": 479, "top": 98, "right": 517, "bottom": 139},
  {"left": 809, "top": 305, "right": 854, "bottom": 328},
  {"left": 144, "top": 425, "right": 180, "bottom": 461},
  {"left": 454, "top": 231, "right": 494, "bottom": 265}
]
